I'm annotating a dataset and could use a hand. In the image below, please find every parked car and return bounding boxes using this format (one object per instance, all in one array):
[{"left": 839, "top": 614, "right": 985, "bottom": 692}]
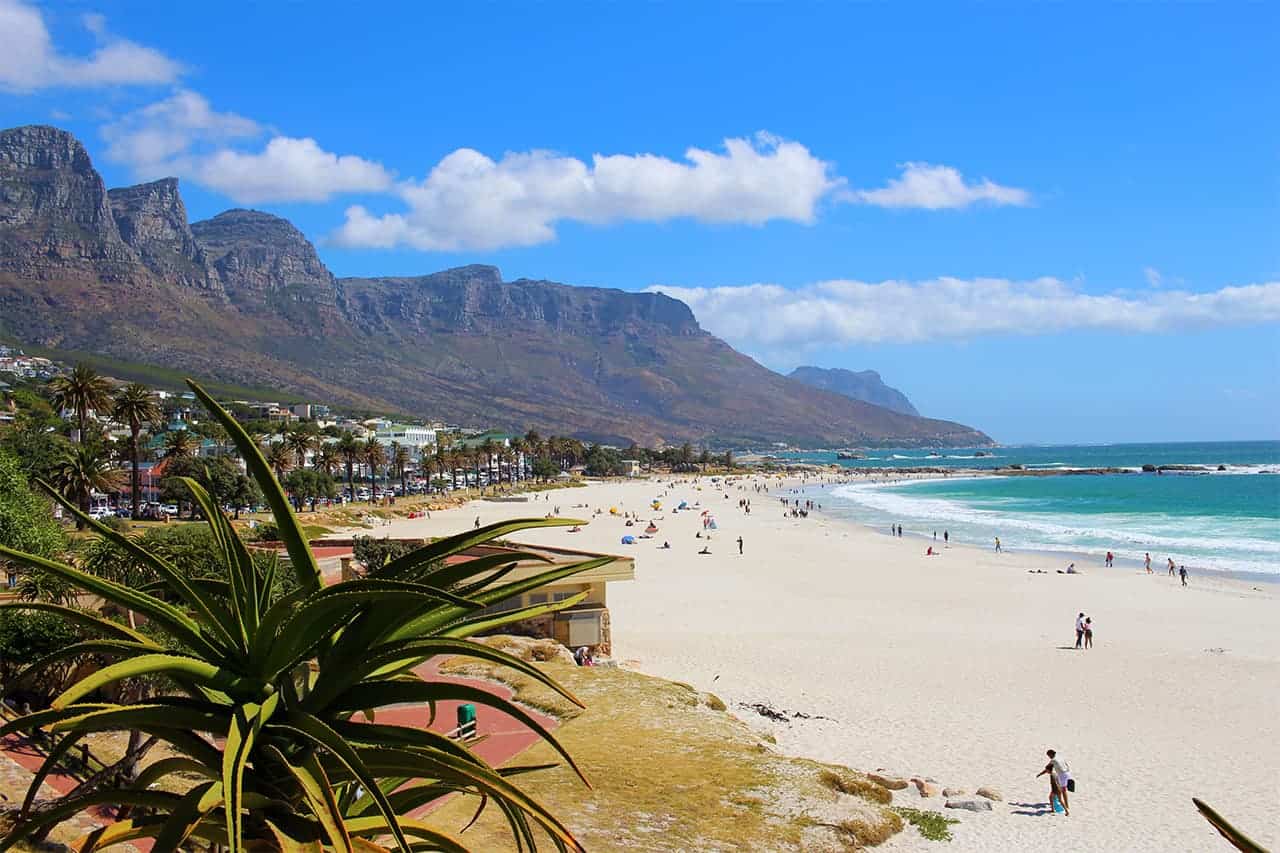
[{"left": 115, "top": 508, "right": 133, "bottom": 519}]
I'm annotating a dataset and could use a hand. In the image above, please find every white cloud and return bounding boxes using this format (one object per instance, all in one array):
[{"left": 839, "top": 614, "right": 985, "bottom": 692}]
[
  {"left": 333, "top": 133, "right": 843, "bottom": 251},
  {"left": 191, "top": 137, "right": 394, "bottom": 203},
  {"left": 0, "top": 0, "right": 182, "bottom": 92},
  {"left": 850, "top": 162, "right": 1030, "bottom": 209},
  {"left": 1144, "top": 266, "right": 1163, "bottom": 287},
  {"left": 647, "top": 278, "right": 1280, "bottom": 352},
  {"left": 102, "top": 90, "right": 260, "bottom": 170},
  {"left": 102, "top": 91, "right": 391, "bottom": 203}
]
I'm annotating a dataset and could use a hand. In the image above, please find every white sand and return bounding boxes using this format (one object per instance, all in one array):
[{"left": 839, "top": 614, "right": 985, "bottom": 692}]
[{"left": 352, "top": 475, "right": 1280, "bottom": 852}]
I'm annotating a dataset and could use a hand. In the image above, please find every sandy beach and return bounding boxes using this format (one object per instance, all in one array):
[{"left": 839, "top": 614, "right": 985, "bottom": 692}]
[{"left": 345, "top": 475, "right": 1280, "bottom": 852}]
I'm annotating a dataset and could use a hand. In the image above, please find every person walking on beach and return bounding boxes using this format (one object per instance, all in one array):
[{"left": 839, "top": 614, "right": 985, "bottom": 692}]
[
  {"left": 1168, "top": 557, "right": 1176, "bottom": 577},
  {"left": 737, "top": 536, "right": 743, "bottom": 555},
  {"left": 944, "top": 530, "right": 949, "bottom": 545},
  {"left": 1083, "top": 617, "right": 1093, "bottom": 649},
  {"left": 1145, "top": 553, "right": 1152, "bottom": 574},
  {"left": 1037, "top": 749, "right": 1071, "bottom": 816},
  {"left": 994, "top": 537, "right": 1002, "bottom": 553},
  {"left": 1180, "top": 565, "right": 1188, "bottom": 586},
  {"left": 1075, "top": 613, "right": 1086, "bottom": 649},
  {"left": 1105, "top": 551, "right": 1114, "bottom": 568}
]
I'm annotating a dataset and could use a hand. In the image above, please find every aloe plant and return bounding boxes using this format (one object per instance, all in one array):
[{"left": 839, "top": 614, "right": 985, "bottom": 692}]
[
  {"left": 0, "top": 380, "right": 601, "bottom": 852},
  {"left": 1193, "top": 798, "right": 1268, "bottom": 853}
]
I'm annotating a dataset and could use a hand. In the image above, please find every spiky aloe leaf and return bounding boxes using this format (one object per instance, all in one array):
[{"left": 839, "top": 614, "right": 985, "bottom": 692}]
[
  {"left": 374, "top": 518, "right": 583, "bottom": 582},
  {"left": 443, "top": 591, "right": 589, "bottom": 639},
  {"left": 265, "top": 744, "right": 353, "bottom": 853},
  {"left": 33, "top": 479, "right": 241, "bottom": 650},
  {"left": 52, "top": 654, "right": 264, "bottom": 709},
  {"left": 328, "top": 681, "right": 587, "bottom": 785},
  {"left": 223, "top": 694, "right": 279, "bottom": 851},
  {"left": 186, "top": 379, "right": 322, "bottom": 592},
  {"left": 1193, "top": 798, "right": 1267, "bottom": 853},
  {"left": 152, "top": 781, "right": 223, "bottom": 851},
  {"left": 267, "top": 710, "right": 412, "bottom": 853},
  {"left": 0, "top": 601, "right": 150, "bottom": 644}
]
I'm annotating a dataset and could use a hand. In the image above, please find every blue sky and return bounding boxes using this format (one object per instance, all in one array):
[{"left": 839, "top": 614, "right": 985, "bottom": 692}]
[{"left": 2, "top": 1, "right": 1277, "bottom": 443}]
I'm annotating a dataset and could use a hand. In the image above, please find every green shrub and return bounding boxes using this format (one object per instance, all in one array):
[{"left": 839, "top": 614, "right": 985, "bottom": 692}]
[{"left": 893, "top": 806, "right": 960, "bottom": 842}]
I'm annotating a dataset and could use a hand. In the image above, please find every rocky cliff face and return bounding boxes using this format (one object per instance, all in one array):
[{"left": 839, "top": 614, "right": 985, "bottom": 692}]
[
  {"left": 0, "top": 125, "right": 139, "bottom": 278},
  {"left": 108, "top": 178, "right": 223, "bottom": 295},
  {"left": 789, "top": 366, "right": 921, "bottom": 417},
  {"left": 191, "top": 209, "right": 337, "bottom": 308},
  {"left": 0, "top": 123, "right": 993, "bottom": 447},
  {"left": 340, "top": 265, "right": 701, "bottom": 338}
]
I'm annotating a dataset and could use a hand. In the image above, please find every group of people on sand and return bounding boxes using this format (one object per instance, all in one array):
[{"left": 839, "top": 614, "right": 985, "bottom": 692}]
[
  {"left": 1143, "top": 552, "right": 1189, "bottom": 586},
  {"left": 1074, "top": 612, "right": 1094, "bottom": 649},
  {"left": 1036, "top": 749, "right": 1074, "bottom": 815}
]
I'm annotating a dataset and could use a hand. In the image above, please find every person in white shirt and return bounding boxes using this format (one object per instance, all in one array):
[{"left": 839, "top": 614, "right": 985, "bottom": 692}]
[
  {"left": 1037, "top": 748, "right": 1072, "bottom": 815},
  {"left": 1075, "top": 613, "right": 1086, "bottom": 649}
]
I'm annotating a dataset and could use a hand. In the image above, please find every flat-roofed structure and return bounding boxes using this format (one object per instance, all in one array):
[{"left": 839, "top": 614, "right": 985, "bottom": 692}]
[{"left": 312, "top": 538, "right": 635, "bottom": 655}]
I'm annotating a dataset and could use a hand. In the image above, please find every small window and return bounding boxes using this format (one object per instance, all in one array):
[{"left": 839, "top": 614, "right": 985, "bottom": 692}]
[
  {"left": 494, "top": 595, "right": 522, "bottom": 612},
  {"left": 527, "top": 593, "right": 548, "bottom": 605},
  {"left": 6, "top": 572, "right": 16, "bottom": 589},
  {"left": 552, "top": 591, "right": 575, "bottom": 602}
]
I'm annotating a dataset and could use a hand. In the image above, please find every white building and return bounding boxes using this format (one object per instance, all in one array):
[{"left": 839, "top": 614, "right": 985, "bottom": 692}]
[{"left": 375, "top": 423, "right": 438, "bottom": 451}]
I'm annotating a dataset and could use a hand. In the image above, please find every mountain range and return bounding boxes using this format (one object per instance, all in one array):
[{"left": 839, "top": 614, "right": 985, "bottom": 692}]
[
  {"left": 0, "top": 125, "right": 991, "bottom": 448},
  {"left": 788, "top": 366, "right": 920, "bottom": 417}
]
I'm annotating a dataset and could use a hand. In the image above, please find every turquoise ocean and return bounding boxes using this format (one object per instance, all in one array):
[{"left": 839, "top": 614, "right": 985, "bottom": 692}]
[{"left": 776, "top": 441, "right": 1280, "bottom": 579}]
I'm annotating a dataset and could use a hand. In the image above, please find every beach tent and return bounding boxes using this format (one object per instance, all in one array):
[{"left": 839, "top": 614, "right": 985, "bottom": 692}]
[
  {"left": 609, "top": 507, "right": 619, "bottom": 515},
  {"left": 677, "top": 501, "right": 689, "bottom": 509},
  {"left": 645, "top": 523, "right": 659, "bottom": 534},
  {"left": 621, "top": 535, "right": 636, "bottom": 545},
  {"left": 708, "top": 519, "right": 718, "bottom": 530}
]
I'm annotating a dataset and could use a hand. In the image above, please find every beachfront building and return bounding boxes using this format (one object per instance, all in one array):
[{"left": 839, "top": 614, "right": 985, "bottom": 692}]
[
  {"left": 319, "top": 539, "right": 634, "bottom": 654},
  {"left": 374, "top": 423, "right": 437, "bottom": 451},
  {"left": 621, "top": 459, "right": 642, "bottom": 477}
]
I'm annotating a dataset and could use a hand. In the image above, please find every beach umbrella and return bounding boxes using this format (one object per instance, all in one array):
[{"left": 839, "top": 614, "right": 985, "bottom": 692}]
[
  {"left": 621, "top": 535, "right": 636, "bottom": 544},
  {"left": 645, "top": 523, "right": 659, "bottom": 534}
]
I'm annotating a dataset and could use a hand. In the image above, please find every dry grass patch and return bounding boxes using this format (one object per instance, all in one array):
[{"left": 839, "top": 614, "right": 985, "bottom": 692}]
[
  {"left": 430, "top": 648, "right": 902, "bottom": 851},
  {"left": 819, "top": 768, "right": 893, "bottom": 805}
]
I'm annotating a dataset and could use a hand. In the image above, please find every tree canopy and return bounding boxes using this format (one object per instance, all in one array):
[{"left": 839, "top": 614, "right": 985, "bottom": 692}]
[{"left": 0, "top": 448, "right": 66, "bottom": 560}]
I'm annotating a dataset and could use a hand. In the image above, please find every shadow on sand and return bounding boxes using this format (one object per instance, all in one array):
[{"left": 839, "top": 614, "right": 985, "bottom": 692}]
[{"left": 1009, "top": 800, "right": 1057, "bottom": 817}]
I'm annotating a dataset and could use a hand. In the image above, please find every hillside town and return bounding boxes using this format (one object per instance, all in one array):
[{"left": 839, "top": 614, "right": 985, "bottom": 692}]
[{"left": 0, "top": 350, "right": 727, "bottom": 525}]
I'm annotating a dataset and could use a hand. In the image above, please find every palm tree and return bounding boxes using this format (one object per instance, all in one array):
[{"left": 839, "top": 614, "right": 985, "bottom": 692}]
[
  {"left": 0, "top": 379, "right": 597, "bottom": 850},
  {"left": 511, "top": 437, "right": 528, "bottom": 482},
  {"left": 264, "top": 441, "right": 293, "bottom": 480},
  {"left": 285, "top": 427, "right": 316, "bottom": 470},
  {"left": 112, "top": 383, "right": 160, "bottom": 520},
  {"left": 336, "top": 431, "right": 361, "bottom": 500},
  {"left": 313, "top": 442, "right": 340, "bottom": 477},
  {"left": 479, "top": 439, "right": 497, "bottom": 491},
  {"left": 391, "top": 441, "right": 411, "bottom": 494},
  {"left": 48, "top": 363, "right": 112, "bottom": 444},
  {"left": 162, "top": 428, "right": 198, "bottom": 460},
  {"left": 53, "top": 444, "right": 122, "bottom": 525},
  {"left": 363, "top": 437, "right": 386, "bottom": 502}
]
